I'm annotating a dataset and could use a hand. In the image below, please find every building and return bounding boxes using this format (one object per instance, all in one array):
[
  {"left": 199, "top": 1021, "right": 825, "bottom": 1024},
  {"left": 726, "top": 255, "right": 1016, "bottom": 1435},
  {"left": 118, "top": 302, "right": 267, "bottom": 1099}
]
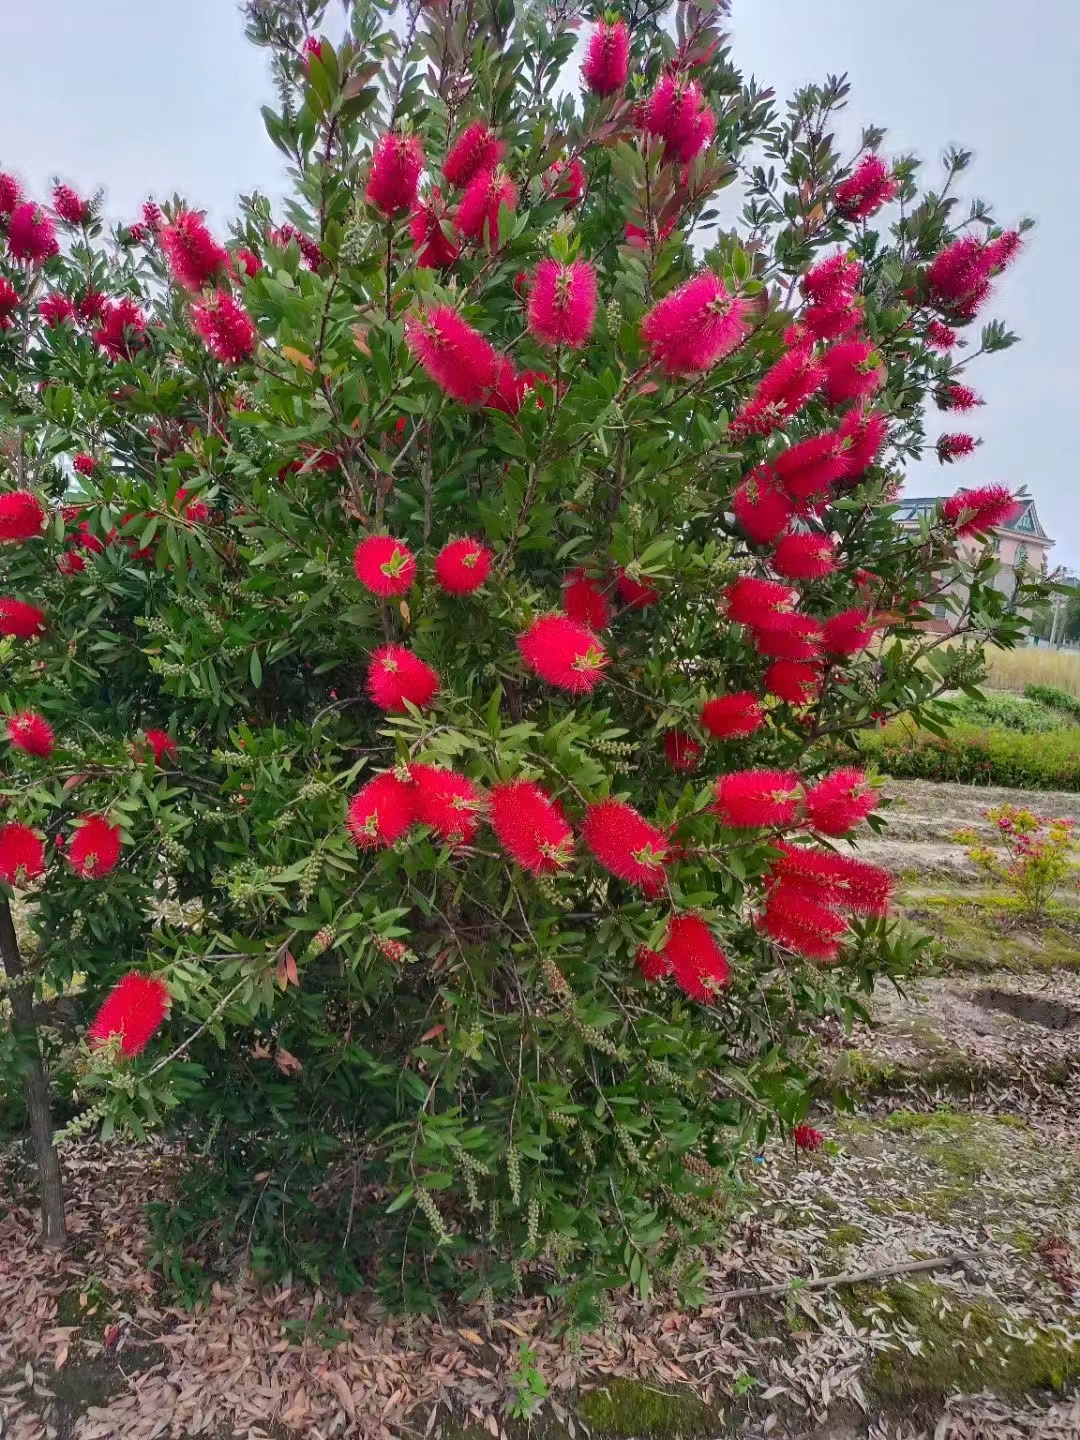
[{"left": 893, "top": 495, "right": 1054, "bottom": 630}]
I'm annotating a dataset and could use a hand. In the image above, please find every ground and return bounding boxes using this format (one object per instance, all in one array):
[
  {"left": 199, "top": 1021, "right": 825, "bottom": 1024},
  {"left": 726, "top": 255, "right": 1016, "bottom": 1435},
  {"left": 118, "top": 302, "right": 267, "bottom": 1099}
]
[{"left": 2, "top": 778, "right": 1079, "bottom": 1440}]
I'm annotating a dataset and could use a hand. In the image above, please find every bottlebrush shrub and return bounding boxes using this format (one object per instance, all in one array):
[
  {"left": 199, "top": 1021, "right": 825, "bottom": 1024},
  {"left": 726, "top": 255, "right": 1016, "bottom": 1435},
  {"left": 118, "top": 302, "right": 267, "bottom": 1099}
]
[{"left": 0, "top": 0, "right": 1047, "bottom": 1316}]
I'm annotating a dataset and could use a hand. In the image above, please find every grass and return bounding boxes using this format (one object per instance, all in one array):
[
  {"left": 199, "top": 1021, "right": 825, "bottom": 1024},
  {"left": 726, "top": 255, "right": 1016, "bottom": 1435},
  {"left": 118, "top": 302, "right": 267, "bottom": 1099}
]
[
  {"left": 982, "top": 645, "right": 1080, "bottom": 699},
  {"left": 901, "top": 892, "right": 1080, "bottom": 975},
  {"left": 861, "top": 716, "right": 1080, "bottom": 789}
]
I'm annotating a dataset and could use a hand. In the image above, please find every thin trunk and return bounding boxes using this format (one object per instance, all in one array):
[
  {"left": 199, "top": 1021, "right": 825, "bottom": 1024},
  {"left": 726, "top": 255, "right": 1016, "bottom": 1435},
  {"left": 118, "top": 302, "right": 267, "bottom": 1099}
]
[{"left": 0, "top": 897, "right": 66, "bottom": 1249}]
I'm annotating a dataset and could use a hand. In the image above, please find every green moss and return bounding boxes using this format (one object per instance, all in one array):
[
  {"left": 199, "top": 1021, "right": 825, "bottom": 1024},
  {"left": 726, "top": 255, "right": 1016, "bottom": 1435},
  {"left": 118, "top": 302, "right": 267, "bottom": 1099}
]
[
  {"left": 580, "top": 1379, "right": 717, "bottom": 1437},
  {"left": 54, "top": 1279, "right": 120, "bottom": 1341},
  {"left": 1010, "top": 1228, "right": 1036, "bottom": 1256},
  {"left": 825, "top": 1223, "right": 866, "bottom": 1258},
  {"left": 862, "top": 1280, "right": 1080, "bottom": 1402},
  {"left": 903, "top": 894, "right": 1080, "bottom": 975}
]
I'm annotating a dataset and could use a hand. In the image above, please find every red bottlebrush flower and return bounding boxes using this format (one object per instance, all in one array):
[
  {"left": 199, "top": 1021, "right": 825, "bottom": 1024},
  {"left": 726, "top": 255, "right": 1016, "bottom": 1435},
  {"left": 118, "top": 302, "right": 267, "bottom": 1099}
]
[
  {"left": 142, "top": 199, "right": 163, "bottom": 231},
  {"left": 233, "top": 247, "right": 262, "bottom": 278},
  {"left": 927, "top": 319, "right": 957, "bottom": 350},
  {"left": 57, "top": 549, "right": 85, "bottom": 576},
  {"left": 40, "top": 292, "right": 76, "bottom": 327},
  {"left": 834, "top": 154, "right": 897, "bottom": 220},
  {"left": 941, "top": 485, "right": 1021, "bottom": 536},
  {"left": 733, "top": 470, "right": 794, "bottom": 545},
  {"left": 701, "top": 692, "right": 765, "bottom": 740},
  {"left": 749, "top": 611, "right": 824, "bottom": 662},
  {"left": 732, "top": 344, "right": 824, "bottom": 437},
  {"left": 454, "top": 166, "right": 517, "bottom": 245},
  {"left": 347, "top": 772, "right": 417, "bottom": 848},
  {"left": 73, "top": 453, "right": 96, "bottom": 476},
  {"left": 366, "top": 131, "right": 425, "bottom": 215},
  {"left": 52, "top": 183, "right": 90, "bottom": 226},
  {"left": 804, "top": 767, "right": 877, "bottom": 836},
  {"left": 123, "top": 221, "right": 149, "bottom": 246},
  {"left": 142, "top": 728, "right": 177, "bottom": 765},
  {"left": 94, "top": 297, "right": 147, "bottom": 360},
  {"left": 821, "top": 606, "right": 876, "bottom": 656},
  {"left": 78, "top": 288, "right": 106, "bottom": 324},
  {"left": 487, "top": 354, "right": 526, "bottom": 416},
  {"left": 443, "top": 122, "right": 505, "bottom": 190},
  {"left": 434, "top": 536, "right": 492, "bottom": 594},
  {"left": 793, "top": 1123, "right": 824, "bottom": 1151},
  {"left": 0, "top": 173, "right": 20, "bottom": 214},
  {"left": 837, "top": 407, "right": 888, "bottom": 479},
  {"left": 624, "top": 217, "right": 676, "bottom": 250},
  {"left": 7, "top": 711, "right": 54, "bottom": 757},
  {"left": 773, "top": 432, "right": 849, "bottom": 506},
  {"left": 582, "top": 798, "right": 669, "bottom": 891},
  {"left": 7, "top": 203, "right": 58, "bottom": 264},
  {"left": 159, "top": 209, "right": 227, "bottom": 290},
  {"left": 939, "top": 383, "right": 981, "bottom": 412},
  {"left": 641, "top": 272, "right": 750, "bottom": 377},
  {"left": 712, "top": 769, "right": 801, "bottom": 828},
  {"left": 409, "top": 188, "right": 460, "bottom": 268},
  {"left": 772, "top": 847, "right": 894, "bottom": 918},
  {"left": 563, "top": 568, "right": 611, "bottom": 630},
  {"left": 723, "top": 576, "right": 796, "bottom": 626},
  {"left": 271, "top": 221, "right": 324, "bottom": 271},
  {"left": 985, "top": 230, "right": 1022, "bottom": 270},
  {"left": 663, "top": 913, "right": 730, "bottom": 1003},
  {"left": 644, "top": 76, "right": 716, "bottom": 163},
  {"left": 820, "top": 338, "right": 885, "bottom": 406},
  {"left": 490, "top": 779, "right": 574, "bottom": 874},
  {"left": 0, "top": 598, "right": 46, "bottom": 639},
  {"left": 408, "top": 763, "right": 483, "bottom": 846},
  {"left": 582, "top": 18, "right": 630, "bottom": 95},
  {"left": 0, "top": 822, "right": 45, "bottom": 885},
  {"left": 353, "top": 534, "right": 416, "bottom": 596},
  {"left": 803, "top": 253, "right": 861, "bottom": 308},
  {"left": 770, "top": 531, "right": 837, "bottom": 580},
  {"left": 834, "top": 854, "right": 895, "bottom": 916},
  {"left": 0, "top": 277, "right": 18, "bottom": 329},
  {"left": 175, "top": 487, "right": 212, "bottom": 523},
  {"left": 616, "top": 569, "right": 659, "bottom": 609},
  {"left": 191, "top": 291, "right": 256, "bottom": 365},
  {"left": 663, "top": 730, "right": 703, "bottom": 772},
  {"left": 543, "top": 157, "right": 587, "bottom": 206},
  {"left": 70, "top": 520, "right": 103, "bottom": 555},
  {"left": 757, "top": 885, "right": 846, "bottom": 961},
  {"left": 87, "top": 973, "right": 170, "bottom": 1057},
  {"left": 67, "top": 814, "right": 122, "bottom": 879},
  {"left": 518, "top": 614, "right": 608, "bottom": 694},
  {"left": 925, "top": 235, "right": 991, "bottom": 311},
  {"left": 302, "top": 34, "right": 329, "bottom": 67},
  {"left": 0, "top": 491, "right": 45, "bottom": 543},
  {"left": 635, "top": 944, "right": 670, "bottom": 982},
  {"left": 404, "top": 305, "right": 498, "bottom": 406},
  {"left": 802, "top": 302, "right": 861, "bottom": 343},
  {"left": 765, "top": 660, "right": 822, "bottom": 706},
  {"left": 937, "top": 432, "right": 977, "bottom": 463},
  {"left": 366, "top": 644, "right": 439, "bottom": 713},
  {"left": 527, "top": 258, "right": 597, "bottom": 349}
]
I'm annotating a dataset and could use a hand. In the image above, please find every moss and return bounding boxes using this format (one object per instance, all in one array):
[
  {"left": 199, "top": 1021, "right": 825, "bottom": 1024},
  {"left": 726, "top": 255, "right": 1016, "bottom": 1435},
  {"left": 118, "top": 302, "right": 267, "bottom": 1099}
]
[
  {"left": 54, "top": 1280, "right": 120, "bottom": 1341},
  {"left": 903, "top": 894, "right": 1080, "bottom": 975},
  {"left": 579, "top": 1379, "right": 717, "bottom": 1438},
  {"left": 1010, "top": 1228, "right": 1036, "bottom": 1256},
  {"left": 862, "top": 1280, "right": 1080, "bottom": 1402},
  {"left": 825, "top": 1223, "right": 866, "bottom": 1260}
]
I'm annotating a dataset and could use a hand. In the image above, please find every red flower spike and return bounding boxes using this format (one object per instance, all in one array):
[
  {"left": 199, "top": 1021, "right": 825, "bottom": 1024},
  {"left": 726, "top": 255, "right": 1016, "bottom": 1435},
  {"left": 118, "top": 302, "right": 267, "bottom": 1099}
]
[
  {"left": 563, "top": 568, "right": 611, "bottom": 630},
  {"left": 803, "top": 253, "right": 861, "bottom": 308},
  {"left": 663, "top": 730, "right": 703, "bottom": 772},
  {"left": 408, "top": 763, "right": 483, "bottom": 847},
  {"left": 937, "top": 432, "right": 978, "bottom": 463},
  {"left": 793, "top": 1123, "right": 824, "bottom": 1151},
  {"left": 191, "top": 291, "right": 256, "bottom": 365},
  {"left": 518, "top": 615, "right": 608, "bottom": 694},
  {"left": 0, "top": 598, "right": 46, "bottom": 639},
  {"left": 404, "top": 305, "right": 499, "bottom": 406},
  {"left": 770, "top": 532, "right": 837, "bottom": 580},
  {"left": 53, "top": 183, "right": 90, "bottom": 225},
  {"left": 7, "top": 203, "right": 59, "bottom": 264},
  {"left": 366, "top": 644, "right": 439, "bottom": 713},
  {"left": 765, "top": 660, "right": 821, "bottom": 706},
  {"left": 942, "top": 485, "right": 1021, "bottom": 537},
  {"left": 641, "top": 272, "right": 751, "bottom": 377},
  {"left": 0, "top": 278, "right": 19, "bottom": 329},
  {"left": 94, "top": 298, "right": 147, "bottom": 359},
  {"left": 366, "top": 131, "right": 425, "bottom": 215},
  {"left": 409, "top": 189, "right": 460, "bottom": 269},
  {"left": 73, "top": 453, "right": 96, "bottom": 476},
  {"left": 40, "top": 293, "right": 76, "bottom": 327},
  {"left": 347, "top": 772, "right": 417, "bottom": 848},
  {"left": 803, "top": 767, "right": 878, "bottom": 836},
  {"left": 733, "top": 471, "right": 794, "bottom": 545},
  {"left": 142, "top": 729, "right": 177, "bottom": 765},
  {"left": 616, "top": 569, "right": 659, "bottom": 609},
  {"left": 635, "top": 944, "right": 670, "bottom": 983},
  {"left": 663, "top": 913, "right": 731, "bottom": 1003},
  {"left": 0, "top": 491, "right": 45, "bottom": 543},
  {"left": 233, "top": 247, "right": 262, "bottom": 278},
  {"left": 443, "top": 123, "right": 505, "bottom": 190},
  {"left": 803, "top": 303, "right": 861, "bottom": 343},
  {"left": 486, "top": 355, "right": 525, "bottom": 416},
  {"left": 723, "top": 576, "right": 795, "bottom": 626},
  {"left": 87, "top": 974, "right": 170, "bottom": 1057},
  {"left": 434, "top": 537, "right": 493, "bottom": 594},
  {"left": 748, "top": 612, "right": 823, "bottom": 662},
  {"left": 821, "top": 607, "right": 877, "bottom": 657},
  {"left": 834, "top": 154, "right": 897, "bottom": 220},
  {"left": 701, "top": 692, "right": 765, "bottom": 740},
  {"left": 159, "top": 210, "right": 227, "bottom": 290},
  {"left": 712, "top": 770, "right": 801, "bottom": 829},
  {"left": 835, "top": 855, "right": 896, "bottom": 916},
  {"left": 582, "top": 19, "right": 630, "bottom": 95},
  {"left": 582, "top": 799, "right": 669, "bottom": 891},
  {"left": 820, "top": 338, "right": 885, "bottom": 406},
  {"left": 927, "top": 320, "right": 957, "bottom": 351},
  {"left": 543, "top": 158, "right": 587, "bottom": 206},
  {"left": 757, "top": 888, "right": 846, "bottom": 962},
  {"left": 527, "top": 258, "right": 597, "bottom": 349},
  {"left": 490, "top": 779, "right": 574, "bottom": 875},
  {"left": 644, "top": 76, "right": 716, "bottom": 163},
  {"left": 353, "top": 534, "right": 417, "bottom": 596},
  {"left": 0, "top": 822, "right": 45, "bottom": 885},
  {"left": 454, "top": 166, "right": 517, "bottom": 245},
  {"left": 939, "top": 383, "right": 981, "bottom": 413},
  {"left": 773, "top": 432, "right": 849, "bottom": 506},
  {"left": 731, "top": 344, "right": 824, "bottom": 437},
  {"left": 926, "top": 235, "right": 994, "bottom": 315},
  {"left": 774, "top": 847, "right": 895, "bottom": 918},
  {"left": 837, "top": 407, "right": 889, "bottom": 479},
  {"left": 0, "top": 173, "right": 20, "bottom": 214},
  {"left": 67, "top": 815, "right": 122, "bottom": 879},
  {"left": 7, "top": 711, "right": 54, "bottom": 758}
]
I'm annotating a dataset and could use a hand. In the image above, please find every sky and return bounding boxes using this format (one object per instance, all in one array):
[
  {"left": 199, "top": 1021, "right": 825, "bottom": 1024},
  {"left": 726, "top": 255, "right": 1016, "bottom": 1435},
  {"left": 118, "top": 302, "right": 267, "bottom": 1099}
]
[{"left": 1, "top": 0, "right": 1075, "bottom": 570}]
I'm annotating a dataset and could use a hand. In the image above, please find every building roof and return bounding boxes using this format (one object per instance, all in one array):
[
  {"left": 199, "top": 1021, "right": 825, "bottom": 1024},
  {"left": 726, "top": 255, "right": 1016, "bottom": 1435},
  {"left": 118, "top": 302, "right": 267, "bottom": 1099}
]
[{"left": 895, "top": 495, "right": 1050, "bottom": 541}]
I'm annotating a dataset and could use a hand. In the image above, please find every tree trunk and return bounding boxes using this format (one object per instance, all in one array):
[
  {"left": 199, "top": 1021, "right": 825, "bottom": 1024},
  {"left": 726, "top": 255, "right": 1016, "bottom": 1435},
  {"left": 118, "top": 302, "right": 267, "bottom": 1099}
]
[{"left": 0, "top": 897, "right": 66, "bottom": 1248}]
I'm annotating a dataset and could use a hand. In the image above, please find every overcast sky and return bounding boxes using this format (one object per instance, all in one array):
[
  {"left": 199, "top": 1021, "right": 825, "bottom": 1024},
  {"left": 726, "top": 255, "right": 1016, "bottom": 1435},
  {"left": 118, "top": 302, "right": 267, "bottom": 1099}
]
[{"left": 2, "top": 0, "right": 1074, "bottom": 569}]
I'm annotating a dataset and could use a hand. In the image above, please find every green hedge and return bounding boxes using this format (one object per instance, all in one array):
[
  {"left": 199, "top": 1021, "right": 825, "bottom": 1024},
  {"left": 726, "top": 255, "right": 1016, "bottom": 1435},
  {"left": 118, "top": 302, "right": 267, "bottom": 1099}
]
[
  {"left": 953, "top": 692, "right": 1067, "bottom": 734},
  {"left": 1024, "top": 683, "right": 1080, "bottom": 724},
  {"left": 861, "top": 718, "right": 1080, "bottom": 791}
]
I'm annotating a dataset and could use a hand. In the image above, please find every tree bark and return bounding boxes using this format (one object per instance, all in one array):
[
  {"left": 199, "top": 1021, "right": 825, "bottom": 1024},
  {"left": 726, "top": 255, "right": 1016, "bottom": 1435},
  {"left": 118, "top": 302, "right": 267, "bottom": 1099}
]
[{"left": 0, "top": 897, "right": 66, "bottom": 1248}]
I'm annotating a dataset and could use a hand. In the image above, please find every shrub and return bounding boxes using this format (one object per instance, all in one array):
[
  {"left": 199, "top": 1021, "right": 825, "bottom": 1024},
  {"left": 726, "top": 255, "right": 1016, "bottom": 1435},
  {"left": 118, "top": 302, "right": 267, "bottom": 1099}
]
[
  {"left": 862, "top": 720, "right": 1080, "bottom": 790},
  {"left": 951, "top": 692, "right": 1066, "bottom": 734},
  {"left": 0, "top": 0, "right": 1044, "bottom": 1306},
  {"left": 956, "top": 805, "right": 1078, "bottom": 919},
  {"left": 1024, "top": 684, "right": 1080, "bottom": 724}
]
